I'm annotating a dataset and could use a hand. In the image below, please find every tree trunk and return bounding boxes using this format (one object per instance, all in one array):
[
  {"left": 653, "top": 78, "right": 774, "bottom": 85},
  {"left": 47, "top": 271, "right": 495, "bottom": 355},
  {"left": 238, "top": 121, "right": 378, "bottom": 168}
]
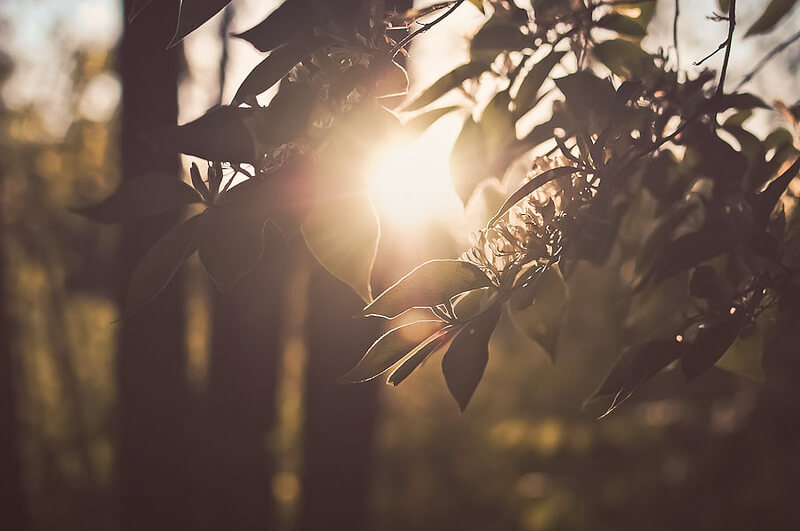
[
  {"left": 299, "top": 261, "right": 381, "bottom": 531},
  {"left": 200, "top": 227, "right": 287, "bottom": 531},
  {"left": 117, "top": 2, "right": 192, "bottom": 530},
  {"left": 0, "top": 176, "right": 31, "bottom": 531}
]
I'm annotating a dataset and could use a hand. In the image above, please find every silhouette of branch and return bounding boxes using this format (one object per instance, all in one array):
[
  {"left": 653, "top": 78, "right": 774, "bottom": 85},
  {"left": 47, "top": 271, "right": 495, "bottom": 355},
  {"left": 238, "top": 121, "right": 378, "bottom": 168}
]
[
  {"left": 391, "top": 0, "right": 465, "bottom": 58},
  {"left": 673, "top": 0, "right": 680, "bottom": 69}
]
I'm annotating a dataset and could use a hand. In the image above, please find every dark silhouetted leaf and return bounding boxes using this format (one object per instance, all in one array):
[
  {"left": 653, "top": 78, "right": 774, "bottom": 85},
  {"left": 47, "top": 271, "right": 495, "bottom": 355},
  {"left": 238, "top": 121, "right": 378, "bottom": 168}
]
[
  {"left": 404, "top": 61, "right": 490, "bottom": 112},
  {"left": 302, "top": 194, "right": 380, "bottom": 303},
  {"left": 488, "top": 166, "right": 580, "bottom": 226},
  {"left": 752, "top": 156, "right": 800, "bottom": 231},
  {"left": 689, "top": 265, "right": 722, "bottom": 299},
  {"left": 712, "top": 92, "right": 768, "bottom": 112},
  {"left": 745, "top": 0, "right": 797, "bottom": 37},
  {"left": 387, "top": 327, "right": 456, "bottom": 386},
  {"left": 589, "top": 339, "right": 684, "bottom": 415},
  {"left": 74, "top": 173, "right": 202, "bottom": 223},
  {"left": 342, "top": 320, "right": 445, "bottom": 383},
  {"left": 155, "top": 106, "right": 257, "bottom": 163},
  {"left": 507, "top": 266, "right": 568, "bottom": 361},
  {"left": 515, "top": 50, "right": 565, "bottom": 117},
  {"left": 681, "top": 315, "right": 743, "bottom": 381},
  {"left": 198, "top": 180, "right": 272, "bottom": 291},
  {"left": 647, "top": 224, "right": 738, "bottom": 284},
  {"left": 232, "top": 37, "right": 326, "bottom": 104},
  {"left": 442, "top": 306, "right": 501, "bottom": 411},
  {"left": 555, "top": 71, "right": 616, "bottom": 120},
  {"left": 596, "top": 13, "right": 646, "bottom": 37},
  {"left": 169, "top": 0, "right": 232, "bottom": 48},
  {"left": 232, "top": 0, "right": 316, "bottom": 52},
  {"left": 593, "top": 39, "right": 653, "bottom": 79},
  {"left": 470, "top": 20, "right": 530, "bottom": 58},
  {"left": 125, "top": 214, "right": 203, "bottom": 315},
  {"left": 363, "top": 260, "right": 493, "bottom": 319},
  {"left": 716, "top": 309, "right": 772, "bottom": 381}
]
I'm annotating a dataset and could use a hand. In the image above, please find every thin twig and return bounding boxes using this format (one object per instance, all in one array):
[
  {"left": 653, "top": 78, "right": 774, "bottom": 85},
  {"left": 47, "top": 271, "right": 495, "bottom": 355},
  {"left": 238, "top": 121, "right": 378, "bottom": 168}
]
[
  {"left": 714, "top": 0, "right": 736, "bottom": 100},
  {"left": 735, "top": 28, "right": 800, "bottom": 91},
  {"left": 391, "top": 0, "right": 465, "bottom": 58}
]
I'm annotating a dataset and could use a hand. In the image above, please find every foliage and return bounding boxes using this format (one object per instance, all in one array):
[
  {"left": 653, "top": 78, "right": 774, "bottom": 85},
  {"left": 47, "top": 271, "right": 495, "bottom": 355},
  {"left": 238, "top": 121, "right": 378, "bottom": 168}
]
[{"left": 79, "top": 0, "right": 800, "bottom": 413}]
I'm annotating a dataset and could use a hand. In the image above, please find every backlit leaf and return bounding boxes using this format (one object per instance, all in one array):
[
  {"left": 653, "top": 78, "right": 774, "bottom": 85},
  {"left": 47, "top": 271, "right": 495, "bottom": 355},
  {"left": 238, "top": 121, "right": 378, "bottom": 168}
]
[
  {"left": 507, "top": 266, "right": 568, "bottom": 361},
  {"left": 442, "top": 306, "right": 501, "bottom": 411},
  {"left": 402, "top": 106, "right": 462, "bottom": 138},
  {"left": 681, "top": 315, "right": 743, "bottom": 381},
  {"left": 155, "top": 106, "right": 257, "bottom": 163},
  {"left": 595, "top": 13, "right": 647, "bottom": 37},
  {"left": 515, "top": 50, "right": 565, "bottom": 117},
  {"left": 74, "top": 173, "right": 202, "bottom": 223},
  {"left": 593, "top": 39, "right": 653, "bottom": 79},
  {"left": 302, "top": 194, "right": 380, "bottom": 303},
  {"left": 232, "top": 0, "right": 316, "bottom": 52},
  {"left": 342, "top": 320, "right": 445, "bottom": 383},
  {"left": 404, "top": 61, "right": 490, "bottom": 112},
  {"left": 125, "top": 214, "right": 203, "bottom": 315},
  {"left": 363, "top": 260, "right": 493, "bottom": 319},
  {"left": 387, "top": 327, "right": 456, "bottom": 386}
]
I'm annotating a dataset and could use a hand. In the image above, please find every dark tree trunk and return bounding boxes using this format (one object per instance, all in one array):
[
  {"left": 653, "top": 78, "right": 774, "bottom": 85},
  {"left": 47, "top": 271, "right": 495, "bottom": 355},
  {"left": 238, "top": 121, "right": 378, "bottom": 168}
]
[
  {"left": 117, "top": 2, "right": 192, "bottom": 530},
  {"left": 299, "top": 262, "right": 381, "bottom": 531},
  {"left": 200, "top": 228, "right": 287, "bottom": 531},
  {"left": 0, "top": 179, "right": 31, "bottom": 531}
]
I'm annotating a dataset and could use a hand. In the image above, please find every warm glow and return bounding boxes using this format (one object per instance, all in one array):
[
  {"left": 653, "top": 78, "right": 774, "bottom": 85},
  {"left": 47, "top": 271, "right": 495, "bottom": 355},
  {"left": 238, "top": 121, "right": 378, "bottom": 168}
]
[{"left": 367, "top": 123, "right": 461, "bottom": 228}]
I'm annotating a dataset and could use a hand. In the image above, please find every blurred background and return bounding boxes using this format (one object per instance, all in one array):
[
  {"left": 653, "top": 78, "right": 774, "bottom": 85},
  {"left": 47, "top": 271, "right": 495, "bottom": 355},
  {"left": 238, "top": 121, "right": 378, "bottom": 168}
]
[{"left": 2, "top": 1, "right": 800, "bottom": 530}]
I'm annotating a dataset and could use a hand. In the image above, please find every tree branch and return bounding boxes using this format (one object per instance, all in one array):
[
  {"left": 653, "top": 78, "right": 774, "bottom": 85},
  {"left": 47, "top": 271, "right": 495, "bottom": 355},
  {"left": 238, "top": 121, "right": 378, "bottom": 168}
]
[
  {"left": 391, "top": 0, "right": 465, "bottom": 58},
  {"left": 735, "top": 28, "right": 800, "bottom": 91}
]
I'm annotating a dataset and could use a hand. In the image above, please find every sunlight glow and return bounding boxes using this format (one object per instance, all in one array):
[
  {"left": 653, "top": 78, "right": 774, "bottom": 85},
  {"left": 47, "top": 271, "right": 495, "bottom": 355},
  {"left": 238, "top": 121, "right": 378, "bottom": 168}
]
[{"left": 367, "top": 125, "right": 460, "bottom": 228}]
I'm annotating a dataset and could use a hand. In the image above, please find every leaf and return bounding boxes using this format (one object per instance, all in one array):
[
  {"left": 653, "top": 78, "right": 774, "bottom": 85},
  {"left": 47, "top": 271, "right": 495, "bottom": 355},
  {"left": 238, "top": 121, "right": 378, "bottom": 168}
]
[
  {"left": 593, "top": 39, "right": 653, "bottom": 79},
  {"left": 588, "top": 340, "right": 683, "bottom": 415},
  {"left": 74, "top": 173, "right": 202, "bottom": 223},
  {"left": 341, "top": 320, "right": 445, "bottom": 383},
  {"left": 716, "top": 311, "right": 771, "bottom": 381},
  {"left": 387, "top": 327, "right": 456, "bottom": 386},
  {"left": 404, "top": 61, "right": 490, "bottom": 112},
  {"left": 554, "top": 71, "right": 616, "bottom": 120},
  {"left": 302, "top": 194, "right": 379, "bottom": 303},
  {"left": 514, "top": 50, "right": 565, "bottom": 117},
  {"left": 169, "top": 0, "right": 232, "bottom": 48},
  {"left": 488, "top": 166, "right": 580, "bottom": 226},
  {"left": 125, "top": 214, "right": 203, "bottom": 315},
  {"left": 752, "top": 156, "right": 800, "bottom": 231},
  {"left": 155, "top": 106, "right": 257, "bottom": 163},
  {"left": 363, "top": 260, "right": 493, "bottom": 319},
  {"left": 198, "top": 180, "right": 272, "bottom": 291},
  {"left": 507, "top": 266, "right": 568, "bottom": 361},
  {"left": 233, "top": 38, "right": 325, "bottom": 104},
  {"left": 402, "top": 106, "right": 461, "bottom": 137},
  {"left": 646, "top": 224, "right": 738, "bottom": 284},
  {"left": 232, "top": 0, "right": 316, "bottom": 53},
  {"left": 441, "top": 306, "right": 501, "bottom": 411},
  {"left": 595, "top": 13, "right": 647, "bottom": 37},
  {"left": 681, "top": 315, "right": 743, "bottom": 381},
  {"left": 470, "top": 20, "right": 530, "bottom": 59},
  {"left": 450, "top": 116, "right": 488, "bottom": 204},
  {"left": 745, "top": 0, "right": 797, "bottom": 36},
  {"left": 712, "top": 92, "right": 768, "bottom": 113},
  {"left": 688, "top": 265, "right": 724, "bottom": 300}
]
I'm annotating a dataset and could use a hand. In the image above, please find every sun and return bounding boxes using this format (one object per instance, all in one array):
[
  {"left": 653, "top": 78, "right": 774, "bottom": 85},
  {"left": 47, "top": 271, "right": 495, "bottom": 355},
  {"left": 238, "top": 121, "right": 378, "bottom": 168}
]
[{"left": 367, "top": 120, "right": 462, "bottom": 228}]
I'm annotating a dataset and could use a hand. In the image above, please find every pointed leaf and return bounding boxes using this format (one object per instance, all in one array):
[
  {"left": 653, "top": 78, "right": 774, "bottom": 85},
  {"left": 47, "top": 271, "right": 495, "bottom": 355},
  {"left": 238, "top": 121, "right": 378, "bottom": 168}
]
[
  {"left": 169, "top": 0, "right": 231, "bottom": 48},
  {"left": 232, "top": 37, "right": 326, "bottom": 104},
  {"left": 342, "top": 320, "right": 445, "bottom": 383},
  {"left": 467, "top": 0, "right": 485, "bottom": 13},
  {"left": 199, "top": 180, "right": 272, "bottom": 291},
  {"left": 515, "top": 50, "right": 565, "bottom": 117},
  {"left": 593, "top": 39, "right": 654, "bottom": 79},
  {"left": 450, "top": 116, "right": 488, "bottom": 204},
  {"left": 125, "top": 214, "right": 203, "bottom": 315},
  {"left": 507, "top": 266, "right": 568, "bottom": 361},
  {"left": 403, "top": 61, "right": 490, "bottom": 112},
  {"left": 302, "top": 194, "right": 379, "bottom": 303},
  {"left": 74, "top": 173, "right": 202, "bottom": 223},
  {"left": 442, "top": 306, "right": 501, "bottom": 411},
  {"left": 402, "top": 106, "right": 461, "bottom": 137},
  {"left": 155, "top": 106, "right": 257, "bottom": 163},
  {"left": 745, "top": 0, "right": 797, "bottom": 36},
  {"left": 488, "top": 166, "right": 580, "bottom": 226},
  {"left": 595, "top": 13, "right": 647, "bottom": 37},
  {"left": 387, "top": 327, "right": 457, "bottom": 386},
  {"left": 681, "top": 315, "right": 743, "bottom": 381},
  {"left": 232, "top": 0, "right": 316, "bottom": 52},
  {"left": 363, "top": 260, "right": 493, "bottom": 319}
]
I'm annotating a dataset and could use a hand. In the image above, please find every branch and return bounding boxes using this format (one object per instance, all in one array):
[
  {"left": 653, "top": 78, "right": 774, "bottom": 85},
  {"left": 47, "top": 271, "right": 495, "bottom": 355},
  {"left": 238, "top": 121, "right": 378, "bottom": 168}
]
[
  {"left": 391, "top": 0, "right": 465, "bottom": 58},
  {"left": 714, "top": 0, "right": 736, "bottom": 100},
  {"left": 673, "top": 0, "right": 680, "bottom": 69},
  {"left": 735, "top": 28, "right": 800, "bottom": 91}
]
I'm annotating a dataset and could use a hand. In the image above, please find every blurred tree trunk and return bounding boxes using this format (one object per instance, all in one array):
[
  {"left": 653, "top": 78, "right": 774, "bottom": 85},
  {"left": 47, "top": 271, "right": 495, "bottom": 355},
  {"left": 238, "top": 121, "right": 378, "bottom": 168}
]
[
  {"left": 0, "top": 179, "right": 30, "bottom": 531},
  {"left": 117, "top": 2, "right": 192, "bottom": 531},
  {"left": 198, "top": 7, "right": 285, "bottom": 530}
]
